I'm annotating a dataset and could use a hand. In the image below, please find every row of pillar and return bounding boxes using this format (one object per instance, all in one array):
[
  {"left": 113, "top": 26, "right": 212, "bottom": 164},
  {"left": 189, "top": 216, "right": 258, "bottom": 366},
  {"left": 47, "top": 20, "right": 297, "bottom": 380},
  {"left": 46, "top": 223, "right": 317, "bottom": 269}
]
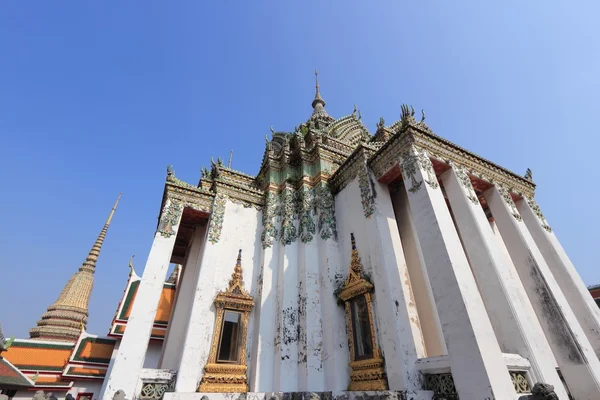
[
  {"left": 101, "top": 144, "right": 600, "bottom": 400},
  {"left": 394, "top": 145, "right": 600, "bottom": 399}
]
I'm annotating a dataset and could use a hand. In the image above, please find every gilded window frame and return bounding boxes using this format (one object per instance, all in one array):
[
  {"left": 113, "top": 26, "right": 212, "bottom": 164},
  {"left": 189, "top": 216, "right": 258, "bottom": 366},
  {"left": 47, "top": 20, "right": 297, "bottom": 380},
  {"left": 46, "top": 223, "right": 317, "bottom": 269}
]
[
  {"left": 336, "top": 233, "right": 388, "bottom": 391},
  {"left": 198, "top": 250, "right": 254, "bottom": 393}
]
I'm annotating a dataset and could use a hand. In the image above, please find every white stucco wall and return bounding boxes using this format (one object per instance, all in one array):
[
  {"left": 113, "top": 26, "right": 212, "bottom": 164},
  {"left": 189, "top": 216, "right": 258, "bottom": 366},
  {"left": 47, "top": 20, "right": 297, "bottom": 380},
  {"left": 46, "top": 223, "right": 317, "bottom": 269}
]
[
  {"left": 175, "top": 199, "right": 262, "bottom": 392},
  {"left": 334, "top": 174, "right": 424, "bottom": 391}
]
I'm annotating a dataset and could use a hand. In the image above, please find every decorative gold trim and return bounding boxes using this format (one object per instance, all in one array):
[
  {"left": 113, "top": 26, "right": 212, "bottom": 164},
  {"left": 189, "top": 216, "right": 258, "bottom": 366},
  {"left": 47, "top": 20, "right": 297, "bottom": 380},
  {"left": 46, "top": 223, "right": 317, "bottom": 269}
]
[
  {"left": 336, "top": 233, "right": 388, "bottom": 391},
  {"left": 198, "top": 250, "right": 254, "bottom": 393}
]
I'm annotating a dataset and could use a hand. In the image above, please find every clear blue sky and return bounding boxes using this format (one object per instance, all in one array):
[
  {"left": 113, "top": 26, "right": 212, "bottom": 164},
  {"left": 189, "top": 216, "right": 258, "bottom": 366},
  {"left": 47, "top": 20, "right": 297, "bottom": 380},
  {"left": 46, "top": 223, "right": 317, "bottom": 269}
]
[{"left": 1, "top": 1, "right": 599, "bottom": 338}]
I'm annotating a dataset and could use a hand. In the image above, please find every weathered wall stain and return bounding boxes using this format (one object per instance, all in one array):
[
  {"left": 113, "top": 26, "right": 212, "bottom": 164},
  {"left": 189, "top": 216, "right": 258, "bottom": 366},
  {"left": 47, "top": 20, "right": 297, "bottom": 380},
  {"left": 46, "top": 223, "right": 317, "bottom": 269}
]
[{"left": 528, "top": 254, "right": 586, "bottom": 364}]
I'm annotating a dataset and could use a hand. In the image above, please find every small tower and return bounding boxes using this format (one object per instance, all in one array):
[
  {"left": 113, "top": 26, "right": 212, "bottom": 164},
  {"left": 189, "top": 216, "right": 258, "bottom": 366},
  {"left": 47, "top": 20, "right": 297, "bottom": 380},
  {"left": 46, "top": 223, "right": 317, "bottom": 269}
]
[{"left": 29, "top": 194, "right": 122, "bottom": 342}]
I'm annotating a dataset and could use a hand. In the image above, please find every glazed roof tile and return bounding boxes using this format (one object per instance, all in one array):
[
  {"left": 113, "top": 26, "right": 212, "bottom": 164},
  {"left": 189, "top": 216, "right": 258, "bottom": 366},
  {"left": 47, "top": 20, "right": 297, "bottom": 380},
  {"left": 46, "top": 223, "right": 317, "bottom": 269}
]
[
  {"left": 2, "top": 341, "right": 73, "bottom": 372},
  {"left": 0, "top": 357, "right": 34, "bottom": 387}
]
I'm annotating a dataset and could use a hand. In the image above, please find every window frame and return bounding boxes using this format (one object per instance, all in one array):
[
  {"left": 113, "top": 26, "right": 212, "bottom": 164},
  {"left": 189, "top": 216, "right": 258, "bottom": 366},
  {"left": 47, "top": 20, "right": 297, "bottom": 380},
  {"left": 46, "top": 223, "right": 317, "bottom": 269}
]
[{"left": 215, "top": 309, "right": 243, "bottom": 364}]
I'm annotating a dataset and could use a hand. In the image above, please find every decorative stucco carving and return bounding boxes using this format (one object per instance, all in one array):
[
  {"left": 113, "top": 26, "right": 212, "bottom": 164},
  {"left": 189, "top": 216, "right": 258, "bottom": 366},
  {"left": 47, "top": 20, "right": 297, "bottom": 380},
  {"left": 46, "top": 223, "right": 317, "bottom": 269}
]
[
  {"left": 498, "top": 185, "right": 523, "bottom": 221},
  {"left": 358, "top": 166, "right": 375, "bottom": 218},
  {"left": 423, "top": 373, "right": 457, "bottom": 398},
  {"left": 298, "top": 186, "right": 316, "bottom": 243},
  {"left": 208, "top": 194, "right": 227, "bottom": 244},
  {"left": 400, "top": 148, "right": 423, "bottom": 193},
  {"left": 526, "top": 197, "right": 552, "bottom": 232},
  {"left": 510, "top": 371, "right": 531, "bottom": 394},
  {"left": 453, "top": 163, "right": 479, "bottom": 205},
  {"left": 279, "top": 189, "right": 298, "bottom": 245},
  {"left": 316, "top": 184, "right": 337, "bottom": 241},
  {"left": 157, "top": 199, "right": 184, "bottom": 238},
  {"left": 261, "top": 191, "right": 278, "bottom": 249}
]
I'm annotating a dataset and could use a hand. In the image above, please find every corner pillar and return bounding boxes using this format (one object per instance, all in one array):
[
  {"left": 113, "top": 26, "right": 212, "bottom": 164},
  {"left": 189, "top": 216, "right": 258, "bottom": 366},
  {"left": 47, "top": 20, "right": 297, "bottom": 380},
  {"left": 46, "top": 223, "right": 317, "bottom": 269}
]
[
  {"left": 360, "top": 164, "right": 424, "bottom": 391},
  {"left": 441, "top": 165, "right": 567, "bottom": 398},
  {"left": 517, "top": 196, "right": 600, "bottom": 358},
  {"left": 101, "top": 198, "right": 183, "bottom": 400},
  {"left": 485, "top": 185, "right": 600, "bottom": 399},
  {"left": 399, "top": 146, "right": 515, "bottom": 399}
]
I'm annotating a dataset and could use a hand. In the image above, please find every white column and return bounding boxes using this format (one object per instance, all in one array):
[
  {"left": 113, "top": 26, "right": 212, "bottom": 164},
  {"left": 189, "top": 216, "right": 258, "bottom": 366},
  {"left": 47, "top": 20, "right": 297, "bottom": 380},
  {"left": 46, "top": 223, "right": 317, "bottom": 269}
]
[
  {"left": 441, "top": 166, "right": 568, "bottom": 397},
  {"left": 517, "top": 197, "right": 600, "bottom": 358},
  {"left": 391, "top": 183, "right": 447, "bottom": 357},
  {"left": 101, "top": 198, "right": 183, "bottom": 400},
  {"left": 318, "top": 234, "right": 349, "bottom": 391},
  {"left": 485, "top": 185, "right": 600, "bottom": 399},
  {"left": 173, "top": 218, "right": 221, "bottom": 392},
  {"left": 278, "top": 238, "right": 300, "bottom": 391},
  {"left": 399, "top": 146, "right": 515, "bottom": 399},
  {"left": 159, "top": 225, "right": 206, "bottom": 370},
  {"left": 300, "top": 239, "right": 326, "bottom": 391},
  {"left": 250, "top": 243, "right": 280, "bottom": 392},
  {"left": 362, "top": 170, "right": 424, "bottom": 391}
]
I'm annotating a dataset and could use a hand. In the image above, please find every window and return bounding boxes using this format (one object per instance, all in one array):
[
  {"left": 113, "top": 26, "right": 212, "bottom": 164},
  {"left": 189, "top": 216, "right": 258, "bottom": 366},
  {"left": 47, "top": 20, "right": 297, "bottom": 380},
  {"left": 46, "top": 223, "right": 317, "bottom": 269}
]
[
  {"left": 595, "top": 298, "right": 600, "bottom": 308},
  {"left": 217, "top": 310, "right": 241, "bottom": 363},
  {"left": 350, "top": 295, "right": 373, "bottom": 359},
  {"left": 335, "top": 233, "right": 388, "bottom": 391},
  {"left": 198, "top": 250, "right": 254, "bottom": 393}
]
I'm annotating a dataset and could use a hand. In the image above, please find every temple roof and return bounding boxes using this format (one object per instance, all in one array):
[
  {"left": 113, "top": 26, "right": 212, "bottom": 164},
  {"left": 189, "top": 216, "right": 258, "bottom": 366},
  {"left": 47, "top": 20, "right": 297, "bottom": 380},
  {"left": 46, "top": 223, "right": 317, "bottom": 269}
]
[
  {"left": 108, "top": 264, "right": 177, "bottom": 340},
  {"left": 0, "top": 357, "right": 34, "bottom": 388}
]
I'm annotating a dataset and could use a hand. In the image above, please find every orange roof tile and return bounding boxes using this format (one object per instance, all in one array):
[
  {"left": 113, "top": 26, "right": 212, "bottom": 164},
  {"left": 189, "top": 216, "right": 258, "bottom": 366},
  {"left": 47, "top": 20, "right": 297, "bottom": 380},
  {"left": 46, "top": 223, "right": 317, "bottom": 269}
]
[
  {"left": 0, "top": 357, "right": 33, "bottom": 387},
  {"left": 72, "top": 338, "right": 114, "bottom": 364},
  {"left": 65, "top": 367, "right": 106, "bottom": 377},
  {"left": 119, "top": 282, "right": 175, "bottom": 324},
  {"left": 3, "top": 342, "right": 72, "bottom": 371}
]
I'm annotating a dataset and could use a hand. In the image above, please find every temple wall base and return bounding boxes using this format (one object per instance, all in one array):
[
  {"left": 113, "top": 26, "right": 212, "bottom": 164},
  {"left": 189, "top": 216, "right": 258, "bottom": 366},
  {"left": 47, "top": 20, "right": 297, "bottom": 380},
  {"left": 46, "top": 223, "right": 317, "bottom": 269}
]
[{"left": 164, "top": 391, "right": 434, "bottom": 400}]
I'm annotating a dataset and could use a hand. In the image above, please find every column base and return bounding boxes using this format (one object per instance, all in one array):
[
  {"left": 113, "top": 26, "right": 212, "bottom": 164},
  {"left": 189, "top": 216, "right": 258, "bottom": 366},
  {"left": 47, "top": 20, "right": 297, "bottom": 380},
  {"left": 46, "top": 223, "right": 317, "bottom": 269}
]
[{"left": 164, "top": 391, "right": 434, "bottom": 400}]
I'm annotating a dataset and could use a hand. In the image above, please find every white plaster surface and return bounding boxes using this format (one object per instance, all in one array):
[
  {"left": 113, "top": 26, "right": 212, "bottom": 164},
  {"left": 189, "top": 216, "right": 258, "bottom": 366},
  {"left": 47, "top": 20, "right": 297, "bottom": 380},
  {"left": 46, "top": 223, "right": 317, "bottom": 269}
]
[
  {"left": 485, "top": 185, "right": 600, "bottom": 399},
  {"left": 160, "top": 224, "right": 207, "bottom": 370},
  {"left": 101, "top": 199, "right": 182, "bottom": 400},
  {"left": 517, "top": 198, "right": 600, "bottom": 358},
  {"left": 175, "top": 200, "right": 262, "bottom": 392},
  {"left": 440, "top": 167, "right": 568, "bottom": 397},
  {"left": 399, "top": 148, "right": 516, "bottom": 400}
]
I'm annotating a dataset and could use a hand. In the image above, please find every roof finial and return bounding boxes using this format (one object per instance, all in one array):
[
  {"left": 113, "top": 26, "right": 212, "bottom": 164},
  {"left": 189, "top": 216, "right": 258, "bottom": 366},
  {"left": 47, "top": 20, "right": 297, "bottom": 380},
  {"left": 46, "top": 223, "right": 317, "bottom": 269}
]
[
  {"left": 312, "top": 69, "right": 326, "bottom": 110},
  {"left": 228, "top": 150, "right": 233, "bottom": 169}
]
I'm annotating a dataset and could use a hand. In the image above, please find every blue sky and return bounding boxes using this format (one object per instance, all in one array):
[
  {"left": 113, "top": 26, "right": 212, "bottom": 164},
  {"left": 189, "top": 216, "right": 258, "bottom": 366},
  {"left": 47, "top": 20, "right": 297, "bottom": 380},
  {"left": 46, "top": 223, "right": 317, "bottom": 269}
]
[{"left": 1, "top": 1, "right": 599, "bottom": 338}]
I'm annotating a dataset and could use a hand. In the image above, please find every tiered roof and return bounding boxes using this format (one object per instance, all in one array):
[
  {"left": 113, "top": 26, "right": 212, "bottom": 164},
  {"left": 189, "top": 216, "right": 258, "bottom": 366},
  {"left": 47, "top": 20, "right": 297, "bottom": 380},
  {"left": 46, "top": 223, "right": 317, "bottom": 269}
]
[{"left": 2, "top": 266, "right": 179, "bottom": 391}]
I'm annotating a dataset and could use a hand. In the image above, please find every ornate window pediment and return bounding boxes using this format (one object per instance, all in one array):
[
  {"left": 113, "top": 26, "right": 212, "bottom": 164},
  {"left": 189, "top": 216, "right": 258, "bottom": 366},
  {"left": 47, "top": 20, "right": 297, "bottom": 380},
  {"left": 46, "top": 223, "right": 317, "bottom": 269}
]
[
  {"left": 198, "top": 250, "right": 254, "bottom": 393},
  {"left": 336, "top": 233, "right": 388, "bottom": 391}
]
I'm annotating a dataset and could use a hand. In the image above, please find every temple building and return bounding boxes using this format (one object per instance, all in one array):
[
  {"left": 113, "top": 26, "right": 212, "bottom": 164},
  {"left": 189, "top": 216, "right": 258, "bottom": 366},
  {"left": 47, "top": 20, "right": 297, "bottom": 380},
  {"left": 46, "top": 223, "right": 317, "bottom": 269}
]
[{"left": 3, "top": 73, "right": 600, "bottom": 400}]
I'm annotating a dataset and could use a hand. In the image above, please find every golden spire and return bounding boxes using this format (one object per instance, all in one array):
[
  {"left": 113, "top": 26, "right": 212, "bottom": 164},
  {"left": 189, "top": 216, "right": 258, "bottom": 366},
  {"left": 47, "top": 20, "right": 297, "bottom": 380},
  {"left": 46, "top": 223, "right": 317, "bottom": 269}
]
[
  {"left": 350, "top": 233, "right": 364, "bottom": 274},
  {"left": 80, "top": 193, "right": 121, "bottom": 273},
  {"left": 29, "top": 193, "right": 122, "bottom": 342},
  {"left": 226, "top": 249, "right": 247, "bottom": 296}
]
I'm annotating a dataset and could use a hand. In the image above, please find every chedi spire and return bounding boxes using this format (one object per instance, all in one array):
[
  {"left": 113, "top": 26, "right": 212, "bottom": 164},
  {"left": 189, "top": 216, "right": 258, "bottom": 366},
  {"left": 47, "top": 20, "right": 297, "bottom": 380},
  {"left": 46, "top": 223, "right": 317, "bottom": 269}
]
[
  {"left": 311, "top": 69, "right": 330, "bottom": 119},
  {"left": 29, "top": 193, "right": 122, "bottom": 342}
]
